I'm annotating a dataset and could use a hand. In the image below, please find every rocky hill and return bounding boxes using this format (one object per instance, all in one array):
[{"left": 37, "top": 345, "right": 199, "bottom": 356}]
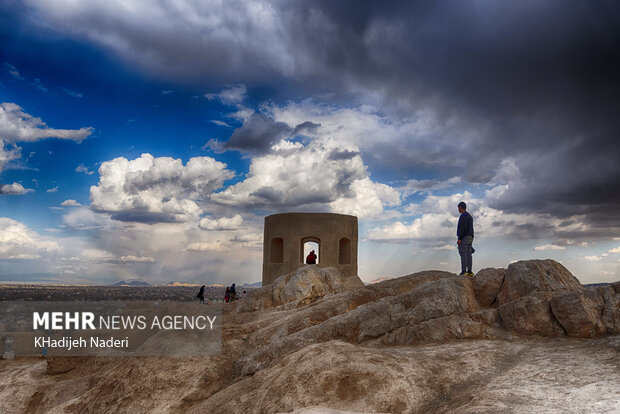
[{"left": 1, "top": 260, "right": 618, "bottom": 413}]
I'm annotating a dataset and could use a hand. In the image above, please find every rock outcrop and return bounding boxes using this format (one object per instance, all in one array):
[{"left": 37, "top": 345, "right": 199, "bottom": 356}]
[
  {"left": 234, "top": 265, "right": 365, "bottom": 312},
  {"left": 236, "top": 259, "right": 618, "bottom": 374},
  {"left": 493, "top": 260, "right": 616, "bottom": 338},
  {"left": 498, "top": 291, "right": 566, "bottom": 336},
  {"left": 596, "top": 285, "right": 620, "bottom": 334},
  {"left": 472, "top": 267, "right": 505, "bottom": 307},
  {"left": 550, "top": 290, "right": 605, "bottom": 337},
  {"left": 2, "top": 259, "right": 619, "bottom": 414},
  {"left": 496, "top": 259, "right": 584, "bottom": 306}
]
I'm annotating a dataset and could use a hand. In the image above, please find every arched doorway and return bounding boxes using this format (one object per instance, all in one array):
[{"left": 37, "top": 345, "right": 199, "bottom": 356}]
[{"left": 300, "top": 237, "right": 320, "bottom": 264}]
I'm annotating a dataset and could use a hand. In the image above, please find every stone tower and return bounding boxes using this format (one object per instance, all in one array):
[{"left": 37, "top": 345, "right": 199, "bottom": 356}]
[{"left": 262, "top": 212, "right": 358, "bottom": 285}]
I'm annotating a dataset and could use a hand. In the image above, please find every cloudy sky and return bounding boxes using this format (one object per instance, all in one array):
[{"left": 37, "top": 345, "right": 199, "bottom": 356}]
[{"left": 1, "top": 0, "right": 619, "bottom": 285}]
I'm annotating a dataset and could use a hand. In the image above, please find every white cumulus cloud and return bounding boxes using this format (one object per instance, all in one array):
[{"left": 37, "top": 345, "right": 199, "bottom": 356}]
[
  {"left": 90, "top": 153, "right": 234, "bottom": 223},
  {"left": 118, "top": 255, "right": 155, "bottom": 263},
  {"left": 0, "top": 217, "right": 59, "bottom": 259},
  {"left": 533, "top": 244, "right": 566, "bottom": 251},
  {"left": 61, "top": 199, "right": 82, "bottom": 207},
  {"left": 211, "top": 139, "right": 399, "bottom": 218},
  {"left": 608, "top": 246, "right": 620, "bottom": 254},
  {"left": 199, "top": 214, "right": 243, "bottom": 230},
  {"left": 0, "top": 102, "right": 92, "bottom": 143},
  {"left": 185, "top": 241, "right": 229, "bottom": 252},
  {"left": 0, "top": 182, "right": 33, "bottom": 195}
]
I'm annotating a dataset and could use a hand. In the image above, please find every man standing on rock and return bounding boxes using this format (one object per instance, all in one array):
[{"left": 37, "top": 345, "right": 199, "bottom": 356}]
[{"left": 456, "top": 201, "right": 475, "bottom": 276}]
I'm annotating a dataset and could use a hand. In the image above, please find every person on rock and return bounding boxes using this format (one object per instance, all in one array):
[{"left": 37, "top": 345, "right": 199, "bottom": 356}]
[
  {"left": 306, "top": 250, "right": 317, "bottom": 264},
  {"left": 224, "top": 286, "right": 230, "bottom": 302},
  {"left": 229, "top": 283, "right": 237, "bottom": 301},
  {"left": 456, "top": 201, "right": 475, "bottom": 276}
]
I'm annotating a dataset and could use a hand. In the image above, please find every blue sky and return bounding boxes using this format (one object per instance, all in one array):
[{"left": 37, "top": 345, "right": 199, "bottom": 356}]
[{"left": 1, "top": 1, "right": 619, "bottom": 285}]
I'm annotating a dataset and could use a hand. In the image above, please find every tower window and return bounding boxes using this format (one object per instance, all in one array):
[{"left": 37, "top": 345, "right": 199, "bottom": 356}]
[
  {"left": 339, "top": 237, "right": 351, "bottom": 265},
  {"left": 270, "top": 237, "right": 284, "bottom": 263}
]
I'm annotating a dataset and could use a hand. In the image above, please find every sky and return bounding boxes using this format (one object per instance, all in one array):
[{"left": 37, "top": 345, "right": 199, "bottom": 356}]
[{"left": 1, "top": 0, "right": 619, "bottom": 285}]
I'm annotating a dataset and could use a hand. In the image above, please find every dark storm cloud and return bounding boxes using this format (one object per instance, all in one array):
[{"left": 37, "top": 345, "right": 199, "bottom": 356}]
[
  {"left": 224, "top": 113, "right": 290, "bottom": 153},
  {"left": 8, "top": 0, "right": 620, "bottom": 231},
  {"left": 222, "top": 114, "right": 320, "bottom": 154},
  {"left": 328, "top": 150, "right": 360, "bottom": 161},
  {"left": 291, "top": 121, "right": 320, "bottom": 136},
  {"left": 109, "top": 211, "right": 180, "bottom": 224},
  {"left": 300, "top": 0, "right": 620, "bottom": 232}
]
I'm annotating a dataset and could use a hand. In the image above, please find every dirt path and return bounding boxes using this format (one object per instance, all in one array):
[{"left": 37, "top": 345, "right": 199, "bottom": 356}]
[
  {"left": 1, "top": 338, "right": 618, "bottom": 413},
  {"left": 414, "top": 343, "right": 529, "bottom": 413},
  {"left": 428, "top": 337, "right": 620, "bottom": 414},
  {"left": 0, "top": 358, "right": 49, "bottom": 413}
]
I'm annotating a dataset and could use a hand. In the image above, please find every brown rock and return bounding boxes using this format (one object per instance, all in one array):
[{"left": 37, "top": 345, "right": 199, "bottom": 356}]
[
  {"left": 596, "top": 286, "right": 620, "bottom": 334},
  {"left": 498, "top": 292, "right": 565, "bottom": 336},
  {"left": 276, "top": 266, "right": 364, "bottom": 306},
  {"left": 190, "top": 339, "right": 527, "bottom": 414},
  {"left": 46, "top": 357, "right": 81, "bottom": 375},
  {"left": 404, "top": 314, "right": 484, "bottom": 343},
  {"left": 550, "top": 291, "right": 605, "bottom": 337},
  {"left": 471, "top": 308, "right": 500, "bottom": 326},
  {"left": 472, "top": 267, "right": 505, "bottom": 307},
  {"left": 363, "top": 276, "right": 479, "bottom": 343},
  {"left": 496, "top": 260, "right": 583, "bottom": 306},
  {"left": 234, "top": 266, "right": 364, "bottom": 312},
  {"left": 400, "top": 277, "right": 479, "bottom": 323},
  {"left": 233, "top": 285, "right": 275, "bottom": 312}
]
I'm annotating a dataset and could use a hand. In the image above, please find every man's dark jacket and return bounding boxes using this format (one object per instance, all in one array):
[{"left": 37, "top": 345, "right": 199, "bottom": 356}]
[{"left": 457, "top": 211, "right": 474, "bottom": 241}]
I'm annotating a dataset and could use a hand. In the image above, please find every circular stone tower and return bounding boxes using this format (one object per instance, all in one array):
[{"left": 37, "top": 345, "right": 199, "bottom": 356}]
[{"left": 262, "top": 212, "right": 358, "bottom": 285}]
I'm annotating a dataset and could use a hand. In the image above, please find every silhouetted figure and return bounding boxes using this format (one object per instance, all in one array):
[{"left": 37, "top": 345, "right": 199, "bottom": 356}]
[
  {"left": 196, "top": 285, "right": 205, "bottom": 304},
  {"left": 306, "top": 250, "right": 317, "bottom": 264},
  {"left": 230, "top": 283, "right": 237, "bottom": 301},
  {"left": 456, "top": 201, "right": 475, "bottom": 276},
  {"left": 224, "top": 286, "right": 230, "bottom": 302}
]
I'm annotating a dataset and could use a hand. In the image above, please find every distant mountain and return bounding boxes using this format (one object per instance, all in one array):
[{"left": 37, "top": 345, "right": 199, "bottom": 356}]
[
  {"left": 584, "top": 282, "right": 611, "bottom": 288},
  {"left": 113, "top": 280, "right": 150, "bottom": 286},
  {"left": 240, "top": 281, "right": 261, "bottom": 288},
  {"left": 128, "top": 280, "right": 150, "bottom": 286}
]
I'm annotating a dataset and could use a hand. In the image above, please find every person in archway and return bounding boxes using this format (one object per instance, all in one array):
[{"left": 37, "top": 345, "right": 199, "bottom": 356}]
[
  {"left": 306, "top": 249, "right": 317, "bottom": 264},
  {"left": 456, "top": 201, "right": 475, "bottom": 276}
]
